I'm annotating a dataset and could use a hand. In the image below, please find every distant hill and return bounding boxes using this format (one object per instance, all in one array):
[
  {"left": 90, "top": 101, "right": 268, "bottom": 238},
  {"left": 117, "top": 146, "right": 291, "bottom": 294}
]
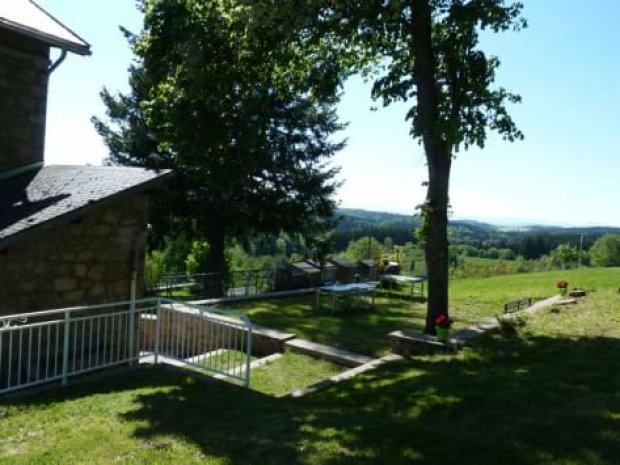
[
  {"left": 337, "top": 208, "right": 620, "bottom": 235},
  {"left": 336, "top": 208, "right": 501, "bottom": 242},
  {"left": 334, "top": 208, "right": 620, "bottom": 253}
]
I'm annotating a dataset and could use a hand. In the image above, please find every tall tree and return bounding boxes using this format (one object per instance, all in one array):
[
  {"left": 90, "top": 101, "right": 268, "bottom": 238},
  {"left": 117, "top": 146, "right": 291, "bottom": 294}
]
[
  {"left": 94, "top": 0, "right": 344, "bottom": 294},
  {"left": 285, "top": 0, "right": 525, "bottom": 333}
]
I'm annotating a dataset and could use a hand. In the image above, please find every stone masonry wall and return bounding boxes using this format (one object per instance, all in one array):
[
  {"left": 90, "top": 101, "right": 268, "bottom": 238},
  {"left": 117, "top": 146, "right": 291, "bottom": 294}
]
[
  {"left": 0, "top": 195, "right": 149, "bottom": 315},
  {"left": 0, "top": 28, "right": 50, "bottom": 172}
]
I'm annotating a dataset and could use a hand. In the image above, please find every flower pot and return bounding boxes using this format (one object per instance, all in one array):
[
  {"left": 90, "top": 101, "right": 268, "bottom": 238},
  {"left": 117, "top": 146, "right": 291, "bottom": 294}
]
[{"left": 436, "top": 326, "right": 450, "bottom": 342}]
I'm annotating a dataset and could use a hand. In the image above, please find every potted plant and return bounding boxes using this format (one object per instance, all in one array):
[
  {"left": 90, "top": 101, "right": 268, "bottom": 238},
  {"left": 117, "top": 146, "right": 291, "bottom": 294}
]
[
  {"left": 557, "top": 280, "right": 568, "bottom": 297},
  {"left": 434, "top": 313, "right": 453, "bottom": 342}
]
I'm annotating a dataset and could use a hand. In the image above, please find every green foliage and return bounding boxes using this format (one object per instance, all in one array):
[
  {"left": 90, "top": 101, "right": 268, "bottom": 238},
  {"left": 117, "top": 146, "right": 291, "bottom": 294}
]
[
  {"left": 144, "top": 236, "right": 193, "bottom": 285},
  {"left": 344, "top": 236, "right": 384, "bottom": 262},
  {"left": 483, "top": 247, "right": 500, "bottom": 259},
  {"left": 144, "top": 250, "right": 166, "bottom": 286},
  {"left": 94, "top": 0, "right": 344, "bottom": 276},
  {"left": 185, "top": 240, "right": 210, "bottom": 276},
  {"left": 227, "top": 243, "right": 275, "bottom": 272},
  {"left": 590, "top": 234, "right": 620, "bottom": 267},
  {"left": 498, "top": 248, "right": 515, "bottom": 260},
  {"left": 161, "top": 236, "right": 192, "bottom": 273},
  {"left": 284, "top": 0, "right": 525, "bottom": 323},
  {"left": 549, "top": 243, "right": 579, "bottom": 269}
]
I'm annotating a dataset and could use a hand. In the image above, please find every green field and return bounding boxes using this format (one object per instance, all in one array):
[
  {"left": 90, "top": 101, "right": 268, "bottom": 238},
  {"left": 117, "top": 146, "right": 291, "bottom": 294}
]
[
  {"left": 227, "top": 268, "right": 620, "bottom": 356},
  {"left": 2, "top": 268, "right": 620, "bottom": 464}
]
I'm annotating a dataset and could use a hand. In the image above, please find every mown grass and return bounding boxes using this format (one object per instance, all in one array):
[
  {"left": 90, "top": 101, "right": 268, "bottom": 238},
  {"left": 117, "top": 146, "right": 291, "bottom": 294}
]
[
  {"left": 2, "top": 277, "right": 620, "bottom": 464},
  {"left": 228, "top": 268, "right": 620, "bottom": 356},
  {"left": 251, "top": 352, "right": 342, "bottom": 397}
]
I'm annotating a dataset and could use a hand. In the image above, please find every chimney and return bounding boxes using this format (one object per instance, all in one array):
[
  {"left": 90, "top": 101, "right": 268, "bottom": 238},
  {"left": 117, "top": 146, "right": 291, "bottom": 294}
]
[
  {"left": 0, "top": 27, "right": 50, "bottom": 173},
  {"left": 0, "top": 0, "right": 91, "bottom": 176}
]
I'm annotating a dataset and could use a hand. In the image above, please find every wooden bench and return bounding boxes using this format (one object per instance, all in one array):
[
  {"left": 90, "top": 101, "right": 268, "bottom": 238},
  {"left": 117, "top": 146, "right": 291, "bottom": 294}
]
[{"left": 504, "top": 298, "right": 532, "bottom": 314}]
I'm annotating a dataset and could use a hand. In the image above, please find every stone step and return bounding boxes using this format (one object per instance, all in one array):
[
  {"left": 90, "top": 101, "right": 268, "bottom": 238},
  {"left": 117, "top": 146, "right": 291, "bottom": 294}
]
[
  {"left": 252, "top": 325, "right": 296, "bottom": 342},
  {"left": 284, "top": 338, "right": 375, "bottom": 367},
  {"left": 290, "top": 354, "right": 403, "bottom": 398},
  {"left": 389, "top": 330, "right": 460, "bottom": 356}
]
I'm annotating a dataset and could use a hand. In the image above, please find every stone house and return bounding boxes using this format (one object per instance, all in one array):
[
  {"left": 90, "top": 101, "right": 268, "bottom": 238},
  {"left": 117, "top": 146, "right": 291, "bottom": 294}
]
[{"left": 0, "top": 1, "right": 171, "bottom": 315}]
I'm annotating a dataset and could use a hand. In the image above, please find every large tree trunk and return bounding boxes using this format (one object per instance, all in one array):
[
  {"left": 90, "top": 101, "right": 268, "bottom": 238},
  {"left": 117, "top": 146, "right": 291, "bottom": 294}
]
[
  {"left": 424, "top": 149, "right": 451, "bottom": 334},
  {"left": 205, "top": 228, "right": 227, "bottom": 297},
  {"left": 411, "top": 0, "right": 452, "bottom": 334}
]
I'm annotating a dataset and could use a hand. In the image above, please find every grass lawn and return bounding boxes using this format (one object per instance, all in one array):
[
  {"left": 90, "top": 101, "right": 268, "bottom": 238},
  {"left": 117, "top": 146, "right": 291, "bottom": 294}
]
[
  {"left": 2, "top": 278, "right": 620, "bottom": 464},
  {"left": 251, "top": 352, "right": 342, "bottom": 397},
  {"left": 226, "top": 268, "right": 620, "bottom": 356}
]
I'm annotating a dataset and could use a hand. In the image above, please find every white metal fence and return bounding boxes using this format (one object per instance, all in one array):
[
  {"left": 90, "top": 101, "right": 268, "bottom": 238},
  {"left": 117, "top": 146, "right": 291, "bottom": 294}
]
[{"left": 0, "top": 299, "right": 252, "bottom": 395}]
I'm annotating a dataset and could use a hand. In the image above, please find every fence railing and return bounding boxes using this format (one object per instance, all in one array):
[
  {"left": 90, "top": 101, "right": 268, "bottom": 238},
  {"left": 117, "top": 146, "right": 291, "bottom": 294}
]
[
  {"left": 149, "top": 270, "right": 274, "bottom": 299},
  {"left": 0, "top": 299, "right": 252, "bottom": 396}
]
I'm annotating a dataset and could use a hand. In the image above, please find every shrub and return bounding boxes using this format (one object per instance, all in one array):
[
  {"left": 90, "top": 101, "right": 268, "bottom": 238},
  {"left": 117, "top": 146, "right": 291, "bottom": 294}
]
[
  {"left": 590, "top": 234, "right": 620, "bottom": 267},
  {"left": 186, "top": 240, "right": 210, "bottom": 276},
  {"left": 145, "top": 250, "right": 166, "bottom": 287}
]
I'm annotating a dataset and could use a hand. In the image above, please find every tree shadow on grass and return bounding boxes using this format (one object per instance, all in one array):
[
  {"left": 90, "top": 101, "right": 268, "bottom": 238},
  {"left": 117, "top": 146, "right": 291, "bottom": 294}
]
[
  {"left": 237, "top": 295, "right": 428, "bottom": 356},
  {"left": 112, "top": 334, "right": 620, "bottom": 464},
  {"left": 292, "top": 333, "right": 620, "bottom": 464},
  {"left": 5, "top": 333, "right": 620, "bottom": 465},
  {"left": 121, "top": 370, "right": 302, "bottom": 465}
]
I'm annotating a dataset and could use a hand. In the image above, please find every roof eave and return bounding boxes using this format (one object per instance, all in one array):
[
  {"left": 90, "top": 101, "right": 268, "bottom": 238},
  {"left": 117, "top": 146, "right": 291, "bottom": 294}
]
[{"left": 0, "top": 19, "right": 91, "bottom": 55}]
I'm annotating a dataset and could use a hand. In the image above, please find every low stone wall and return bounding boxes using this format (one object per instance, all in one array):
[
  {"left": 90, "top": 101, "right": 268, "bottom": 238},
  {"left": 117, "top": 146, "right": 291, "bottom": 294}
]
[
  {"left": 139, "top": 310, "right": 295, "bottom": 358},
  {"left": 0, "top": 196, "right": 148, "bottom": 315}
]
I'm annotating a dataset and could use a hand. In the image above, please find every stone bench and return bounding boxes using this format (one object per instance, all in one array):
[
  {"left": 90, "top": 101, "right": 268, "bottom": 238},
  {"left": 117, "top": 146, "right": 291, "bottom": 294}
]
[{"left": 389, "top": 330, "right": 460, "bottom": 356}]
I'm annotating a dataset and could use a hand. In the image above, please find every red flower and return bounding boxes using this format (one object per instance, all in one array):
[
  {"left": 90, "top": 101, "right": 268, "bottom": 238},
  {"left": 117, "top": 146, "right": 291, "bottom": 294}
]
[
  {"left": 434, "top": 313, "right": 453, "bottom": 328},
  {"left": 556, "top": 280, "right": 568, "bottom": 289}
]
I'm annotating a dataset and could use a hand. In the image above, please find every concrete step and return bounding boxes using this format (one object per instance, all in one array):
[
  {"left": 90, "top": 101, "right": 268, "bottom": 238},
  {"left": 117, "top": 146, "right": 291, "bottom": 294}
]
[
  {"left": 389, "top": 330, "right": 460, "bottom": 356},
  {"left": 290, "top": 354, "right": 403, "bottom": 398},
  {"left": 284, "top": 338, "right": 375, "bottom": 367}
]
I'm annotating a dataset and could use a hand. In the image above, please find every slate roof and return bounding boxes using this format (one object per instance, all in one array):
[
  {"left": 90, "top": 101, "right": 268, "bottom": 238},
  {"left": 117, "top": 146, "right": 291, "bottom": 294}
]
[
  {"left": 327, "top": 257, "right": 354, "bottom": 268},
  {"left": 0, "top": 0, "right": 90, "bottom": 55},
  {"left": 307, "top": 259, "right": 336, "bottom": 270},
  {"left": 290, "top": 261, "right": 321, "bottom": 275},
  {"left": 0, "top": 165, "right": 172, "bottom": 248}
]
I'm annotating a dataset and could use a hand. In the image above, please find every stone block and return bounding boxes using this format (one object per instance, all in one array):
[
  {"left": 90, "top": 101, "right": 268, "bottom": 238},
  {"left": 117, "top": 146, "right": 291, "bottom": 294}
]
[
  {"left": 53, "top": 278, "right": 78, "bottom": 292},
  {"left": 63, "top": 290, "right": 85, "bottom": 302},
  {"left": 34, "top": 263, "right": 50, "bottom": 275},
  {"left": 113, "top": 280, "right": 129, "bottom": 296},
  {"left": 91, "top": 225, "right": 112, "bottom": 236},
  {"left": 87, "top": 265, "right": 105, "bottom": 281},
  {"left": 102, "top": 209, "right": 120, "bottom": 224},
  {"left": 75, "top": 264, "right": 88, "bottom": 278},
  {"left": 78, "top": 250, "right": 94, "bottom": 261},
  {"left": 18, "top": 281, "right": 37, "bottom": 292},
  {"left": 389, "top": 330, "right": 459, "bottom": 356},
  {"left": 90, "top": 283, "right": 106, "bottom": 297}
]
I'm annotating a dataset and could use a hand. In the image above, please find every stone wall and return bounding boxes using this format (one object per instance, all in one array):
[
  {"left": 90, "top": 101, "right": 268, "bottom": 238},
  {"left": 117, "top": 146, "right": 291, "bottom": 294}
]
[
  {"left": 140, "top": 311, "right": 294, "bottom": 358},
  {"left": 0, "top": 195, "right": 149, "bottom": 315},
  {"left": 0, "top": 28, "right": 50, "bottom": 172}
]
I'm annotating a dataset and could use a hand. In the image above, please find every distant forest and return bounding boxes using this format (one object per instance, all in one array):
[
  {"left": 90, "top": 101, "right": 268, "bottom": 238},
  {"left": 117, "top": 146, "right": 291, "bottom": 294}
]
[{"left": 335, "top": 208, "right": 620, "bottom": 259}]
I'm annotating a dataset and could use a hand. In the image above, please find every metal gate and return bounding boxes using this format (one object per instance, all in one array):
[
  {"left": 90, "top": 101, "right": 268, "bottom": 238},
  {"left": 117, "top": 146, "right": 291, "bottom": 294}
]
[{"left": 0, "top": 299, "right": 252, "bottom": 395}]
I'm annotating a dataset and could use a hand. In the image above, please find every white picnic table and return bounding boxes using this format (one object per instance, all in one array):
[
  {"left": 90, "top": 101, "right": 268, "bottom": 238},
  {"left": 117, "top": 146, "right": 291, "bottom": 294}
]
[
  {"left": 381, "top": 274, "right": 426, "bottom": 297},
  {"left": 315, "top": 282, "right": 379, "bottom": 310}
]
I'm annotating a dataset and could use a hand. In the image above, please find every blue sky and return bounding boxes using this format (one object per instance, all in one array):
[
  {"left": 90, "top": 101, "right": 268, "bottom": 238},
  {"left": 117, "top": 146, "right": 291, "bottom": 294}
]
[{"left": 39, "top": 1, "right": 620, "bottom": 227}]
